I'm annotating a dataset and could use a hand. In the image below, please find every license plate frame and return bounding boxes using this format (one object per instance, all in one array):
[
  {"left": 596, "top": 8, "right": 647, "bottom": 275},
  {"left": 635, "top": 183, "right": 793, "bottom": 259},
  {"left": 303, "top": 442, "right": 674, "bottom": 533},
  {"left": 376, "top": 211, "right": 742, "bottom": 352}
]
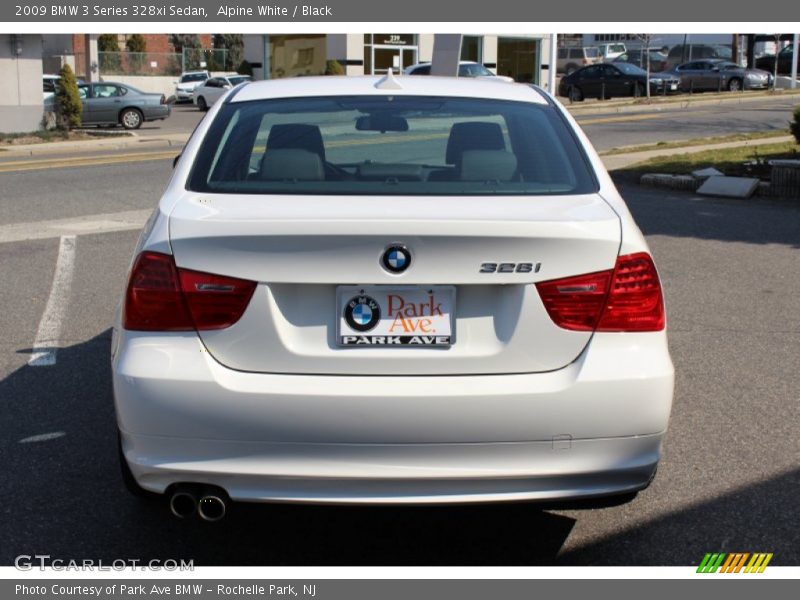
[{"left": 336, "top": 285, "right": 456, "bottom": 347}]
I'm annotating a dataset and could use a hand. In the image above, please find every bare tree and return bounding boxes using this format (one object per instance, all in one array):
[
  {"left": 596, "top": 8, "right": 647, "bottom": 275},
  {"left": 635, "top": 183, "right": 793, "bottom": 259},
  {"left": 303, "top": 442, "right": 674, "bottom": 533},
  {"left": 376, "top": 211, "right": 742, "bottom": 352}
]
[
  {"left": 635, "top": 34, "right": 652, "bottom": 100},
  {"left": 772, "top": 33, "right": 782, "bottom": 90}
]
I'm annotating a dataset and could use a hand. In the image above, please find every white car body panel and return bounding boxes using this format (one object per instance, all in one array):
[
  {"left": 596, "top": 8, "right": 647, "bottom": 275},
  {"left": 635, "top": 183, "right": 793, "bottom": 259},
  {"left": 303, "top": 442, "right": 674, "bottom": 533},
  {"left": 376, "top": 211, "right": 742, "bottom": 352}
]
[{"left": 113, "top": 76, "right": 674, "bottom": 506}]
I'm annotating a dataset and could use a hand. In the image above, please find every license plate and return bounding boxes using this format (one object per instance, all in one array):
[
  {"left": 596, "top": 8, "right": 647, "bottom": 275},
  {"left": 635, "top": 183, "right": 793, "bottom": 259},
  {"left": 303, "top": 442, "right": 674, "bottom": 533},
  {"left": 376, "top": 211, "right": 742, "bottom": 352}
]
[{"left": 336, "top": 285, "right": 455, "bottom": 347}]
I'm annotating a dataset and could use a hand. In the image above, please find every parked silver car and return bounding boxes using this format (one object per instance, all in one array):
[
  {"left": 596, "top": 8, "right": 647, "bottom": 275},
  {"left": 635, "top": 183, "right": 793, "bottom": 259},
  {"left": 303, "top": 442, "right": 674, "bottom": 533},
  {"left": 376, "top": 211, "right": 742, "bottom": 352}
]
[
  {"left": 76, "top": 82, "right": 171, "bottom": 129},
  {"left": 665, "top": 59, "right": 773, "bottom": 92}
]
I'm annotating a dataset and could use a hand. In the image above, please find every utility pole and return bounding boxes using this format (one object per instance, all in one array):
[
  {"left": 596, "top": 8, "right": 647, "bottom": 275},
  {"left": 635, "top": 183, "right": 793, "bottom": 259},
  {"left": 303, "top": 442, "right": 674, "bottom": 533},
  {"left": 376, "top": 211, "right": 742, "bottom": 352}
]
[
  {"left": 792, "top": 33, "right": 799, "bottom": 89},
  {"left": 548, "top": 34, "right": 557, "bottom": 93}
]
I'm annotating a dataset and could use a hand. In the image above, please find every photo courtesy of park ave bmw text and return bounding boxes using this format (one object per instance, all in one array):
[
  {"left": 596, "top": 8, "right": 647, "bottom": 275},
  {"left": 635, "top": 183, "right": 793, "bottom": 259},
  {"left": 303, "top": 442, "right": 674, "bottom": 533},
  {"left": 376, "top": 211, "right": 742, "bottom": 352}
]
[{"left": 0, "top": 0, "right": 799, "bottom": 594}]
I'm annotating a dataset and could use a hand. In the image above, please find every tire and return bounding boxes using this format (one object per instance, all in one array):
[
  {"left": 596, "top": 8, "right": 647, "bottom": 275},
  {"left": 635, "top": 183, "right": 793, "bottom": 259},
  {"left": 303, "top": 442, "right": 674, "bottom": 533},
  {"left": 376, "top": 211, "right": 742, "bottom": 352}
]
[
  {"left": 197, "top": 96, "right": 208, "bottom": 112},
  {"left": 120, "top": 108, "right": 143, "bottom": 130},
  {"left": 568, "top": 86, "right": 584, "bottom": 102},
  {"left": 728, "top": 77, "right": 742, "bottom": 92}
]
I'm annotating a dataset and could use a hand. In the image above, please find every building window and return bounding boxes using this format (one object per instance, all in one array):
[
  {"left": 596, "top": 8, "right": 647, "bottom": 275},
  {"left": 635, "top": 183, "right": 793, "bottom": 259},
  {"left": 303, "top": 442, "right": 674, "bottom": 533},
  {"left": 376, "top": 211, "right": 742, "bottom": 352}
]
[
  {"left": 497, "top": 37, "right": 540, "bottom": 84},
  {"left": 268, "top": 34, "right": 326, "bottom": 79},
  {"left": 364, "top": 34, "right": 419, "bottom": 74},
  {"left": 461, "top": 36, "right": 483, "bottom": 62}
]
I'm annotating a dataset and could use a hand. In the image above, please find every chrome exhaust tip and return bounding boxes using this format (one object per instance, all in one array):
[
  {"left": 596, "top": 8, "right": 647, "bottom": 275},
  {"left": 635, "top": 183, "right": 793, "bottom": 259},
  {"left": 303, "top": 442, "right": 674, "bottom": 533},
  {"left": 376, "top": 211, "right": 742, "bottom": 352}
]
[
  {"left": 169, "top": 490, "right": 197, "bottom": 519},
  {"left": 197, "top": 495, "right": 227, "bottom": 522}
]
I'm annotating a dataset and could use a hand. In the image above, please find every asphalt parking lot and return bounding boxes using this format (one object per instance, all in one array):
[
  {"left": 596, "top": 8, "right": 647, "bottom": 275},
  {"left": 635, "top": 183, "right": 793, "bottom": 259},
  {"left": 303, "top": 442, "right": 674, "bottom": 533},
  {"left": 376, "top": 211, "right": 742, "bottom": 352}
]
[
  {"left": 1, "top": 98, "right": 798, "bottom": 566},
  {"left": 2, "top": 179, "right": 798, "bottom": 565}
]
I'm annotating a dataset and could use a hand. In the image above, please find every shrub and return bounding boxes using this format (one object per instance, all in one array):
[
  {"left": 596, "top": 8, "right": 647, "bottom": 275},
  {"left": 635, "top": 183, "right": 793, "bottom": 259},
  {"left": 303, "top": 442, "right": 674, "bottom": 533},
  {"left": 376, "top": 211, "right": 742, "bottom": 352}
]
[
  {"left": 55, "top": 64, "right": 82, "bottom": 131},
  {"left": 125, "top": 34, "right": 147, "bottom": 74},
  {"left": 791, "top": 105, "right": 800, "bottom": 145},
  {"left": 324, "top": 60, "right": 345, "bottom": 76},
  {"left": 237, "top": 60, "right": 254, "bottom": 77}
]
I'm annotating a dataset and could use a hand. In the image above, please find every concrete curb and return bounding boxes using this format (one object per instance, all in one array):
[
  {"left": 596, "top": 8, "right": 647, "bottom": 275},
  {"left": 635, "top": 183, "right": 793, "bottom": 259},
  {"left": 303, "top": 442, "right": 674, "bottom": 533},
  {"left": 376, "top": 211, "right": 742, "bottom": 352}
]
[
  {"left": 565, "top": 89, "right": 800, "bottom": 116},
  {"left": 0, "top": 133, "right": 189, "bottom": 157},
  {"left": 639, "top": 173, "right": 789, "bottom": 199}
]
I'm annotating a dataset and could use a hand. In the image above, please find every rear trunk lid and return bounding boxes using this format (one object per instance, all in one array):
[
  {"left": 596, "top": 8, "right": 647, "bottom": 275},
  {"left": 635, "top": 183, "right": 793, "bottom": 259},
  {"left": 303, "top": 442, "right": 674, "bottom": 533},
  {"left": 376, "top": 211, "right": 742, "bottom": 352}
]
[{"left": 168, "top": 192, "right": 620, "bottom": 375}]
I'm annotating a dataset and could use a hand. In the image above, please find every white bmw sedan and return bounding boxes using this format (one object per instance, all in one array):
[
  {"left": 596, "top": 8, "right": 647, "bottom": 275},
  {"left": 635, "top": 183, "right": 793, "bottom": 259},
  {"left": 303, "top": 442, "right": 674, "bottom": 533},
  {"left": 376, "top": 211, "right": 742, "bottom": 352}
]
[{"left": 113, "top": 74, "right": 674, "bottom": 521}]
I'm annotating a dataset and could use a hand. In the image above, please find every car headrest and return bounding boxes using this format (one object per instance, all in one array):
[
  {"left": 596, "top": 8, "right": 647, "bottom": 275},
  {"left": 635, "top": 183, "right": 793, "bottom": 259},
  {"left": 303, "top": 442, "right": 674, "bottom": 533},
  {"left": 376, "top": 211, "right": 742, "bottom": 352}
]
[
  {"left": 459, "top": 150, "right": 518, "bottom": 182},
  {"left": 260, "top": 149, "right": 325, "bottom": 181},
  {"left": 445, "top": 122, "right": 505, "bottom": 165},
  {"left": 266, "top": 124, "right": 326, "bottom": 160}
]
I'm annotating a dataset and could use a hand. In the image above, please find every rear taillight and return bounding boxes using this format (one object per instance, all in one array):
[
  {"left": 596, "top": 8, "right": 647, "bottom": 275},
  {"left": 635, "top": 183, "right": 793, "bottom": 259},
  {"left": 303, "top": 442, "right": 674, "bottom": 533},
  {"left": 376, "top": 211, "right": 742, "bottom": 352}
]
[
  {"left": 536, "top": 252, "right": 665, "bottom": 332},
  {"left": 124, "top": 251, "right": 256, "bottom": 331},
  {"left": 160, "top": 95, "right": 166, "bottom": 105}
]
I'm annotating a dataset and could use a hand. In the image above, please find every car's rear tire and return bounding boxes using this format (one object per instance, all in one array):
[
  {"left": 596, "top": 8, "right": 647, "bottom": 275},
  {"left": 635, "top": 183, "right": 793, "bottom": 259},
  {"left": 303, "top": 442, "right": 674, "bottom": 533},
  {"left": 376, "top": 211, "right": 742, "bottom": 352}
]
[
  {"left": 728, "top": 77, "right": 742, "bottom": 92},
  {"left": 120, "top": 108, "right": 143, "bottom": 130},
  {"left": 568, "top": 85, "right": 584, "bottom": 102},
  {"left": 197, "top": 96, "right": 208, "bottom": 112}
]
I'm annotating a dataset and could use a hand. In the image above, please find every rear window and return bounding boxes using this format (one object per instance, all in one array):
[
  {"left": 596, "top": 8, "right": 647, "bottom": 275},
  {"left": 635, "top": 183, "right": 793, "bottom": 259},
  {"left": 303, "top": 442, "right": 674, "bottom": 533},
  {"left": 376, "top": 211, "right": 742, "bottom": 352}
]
[
  {"left": 181, "top": 73, "right": 208, "bottom": 83},
  {"left": 187, "top": 95, "right": 598, "bottom": 196}
]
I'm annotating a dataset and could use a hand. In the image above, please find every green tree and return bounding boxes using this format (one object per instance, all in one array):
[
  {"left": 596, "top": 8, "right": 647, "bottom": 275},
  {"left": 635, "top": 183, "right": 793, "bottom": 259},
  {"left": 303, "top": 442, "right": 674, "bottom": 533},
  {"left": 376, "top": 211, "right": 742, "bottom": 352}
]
[
  {"left": 213, "top": 34, "right": 244, "bottom": 70},
  {"left": 791, "top": 105, "right": 800, "bottom": 145},
  {"left": 170, "top": 34, "right": 203, "bottom": 70},
  {"left": 324, "top": 60, "right": 345, "bottom": 75},
  {"left": 98, "top": 33, "right": 121, "bottom": 74},
  {"left": 125, "top": 34, "right": 147, "bottom": 74},
  {"left": 55, "top": 63, "right": 81, "bottom": 131}
]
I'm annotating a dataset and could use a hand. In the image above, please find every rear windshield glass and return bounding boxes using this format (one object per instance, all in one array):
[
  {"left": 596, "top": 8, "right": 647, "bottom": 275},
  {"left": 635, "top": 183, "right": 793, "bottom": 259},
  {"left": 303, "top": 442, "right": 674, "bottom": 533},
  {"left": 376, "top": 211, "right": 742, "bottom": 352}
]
[
  {"left": 180, "top": 73, "right": 207, "bottom": 83},
  {"left": 187, "top": 95, "right": 598, "bottom": 196}
]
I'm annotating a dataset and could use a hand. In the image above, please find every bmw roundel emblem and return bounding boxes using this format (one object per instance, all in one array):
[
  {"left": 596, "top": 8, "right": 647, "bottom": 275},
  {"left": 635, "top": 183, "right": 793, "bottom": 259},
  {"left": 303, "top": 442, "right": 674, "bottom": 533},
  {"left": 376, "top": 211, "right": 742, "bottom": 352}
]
[
  {"left": 344, "top": 295, "right": 381, "bottom": 332},
  {"left": 381, "top": 245, "right": 412, "bottom": 274}
]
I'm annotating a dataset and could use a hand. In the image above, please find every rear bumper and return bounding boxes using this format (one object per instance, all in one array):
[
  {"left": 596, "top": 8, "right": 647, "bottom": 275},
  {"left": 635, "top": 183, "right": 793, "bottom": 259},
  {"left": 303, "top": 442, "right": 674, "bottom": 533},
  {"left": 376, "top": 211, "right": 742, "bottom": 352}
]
[
  {"left": 112, "top": 331, "right": 673, "bottom": 504},
  {"left": 120, "top": 431, "right": 663, "bottom": 504},
  {"left": 144, "top": 106, "right": 171, "bottom": 121}
]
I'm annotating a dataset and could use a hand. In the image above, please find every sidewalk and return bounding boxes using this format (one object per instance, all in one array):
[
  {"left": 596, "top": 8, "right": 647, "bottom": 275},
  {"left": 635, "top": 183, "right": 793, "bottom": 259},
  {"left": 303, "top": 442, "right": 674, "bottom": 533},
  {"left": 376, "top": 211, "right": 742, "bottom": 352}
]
[
  {"left": 601, "top": 135, "right": 795, "bottom": 171},
  {"left": 0, "top": 132, "right": 189, "bottom": 157}
]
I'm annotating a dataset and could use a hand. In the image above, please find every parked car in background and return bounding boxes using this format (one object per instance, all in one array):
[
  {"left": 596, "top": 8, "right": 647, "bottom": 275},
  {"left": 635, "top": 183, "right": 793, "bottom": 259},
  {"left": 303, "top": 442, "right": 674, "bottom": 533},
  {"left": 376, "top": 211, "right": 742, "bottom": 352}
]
[
  {"left": 113, "top": 75, "right": 673, "bottom": 517},
  {"left": 174, "top": 70, "right": 210, "bottom": 103},
  {"left": 76, "top": 82, "right": 170, "bottom": 129},
  {"left": 192, "top": 74, "right": 253, "bottom": 111},
  {"left": 558, "top": 63, "right": 680, "bottom": 101},
  {"left": 43, "top": 74, "right": 85, "bottom": 101},
  {"left": 665, "top": 44, "right": 733, "bottom": 69},
  {"left": 557, "top": 46, "right": 602, "bottom": 74},
  {"left": 755, "top": 44, "right": 795, "bottom": 75},
  {"left": 597, "top": 43, "right": 627, "bottom": 62},
  {"left": 664, "top": 59, "right": 772, "bottom": 92},
  {"left": 403, "top": 61, "right": 514, "bottom": 82},
  {"left": 613, "top": 50, "right": 668, "bottom": 73}
]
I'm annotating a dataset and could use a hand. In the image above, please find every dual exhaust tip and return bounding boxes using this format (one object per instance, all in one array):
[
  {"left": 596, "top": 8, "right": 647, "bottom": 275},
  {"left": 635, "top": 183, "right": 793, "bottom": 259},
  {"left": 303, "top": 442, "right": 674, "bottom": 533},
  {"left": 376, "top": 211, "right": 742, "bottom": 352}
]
[{"left": 169, "top": 485, "right": 228, "bottom": 522}]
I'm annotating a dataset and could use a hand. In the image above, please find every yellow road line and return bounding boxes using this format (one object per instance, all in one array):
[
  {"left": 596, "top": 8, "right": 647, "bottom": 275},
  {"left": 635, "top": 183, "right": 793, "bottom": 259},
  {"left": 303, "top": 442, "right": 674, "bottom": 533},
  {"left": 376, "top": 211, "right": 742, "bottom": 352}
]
[
  {"left": 0, "top": 150, "right": 177, "bottom": 173},
  {"left": 576, "top": 113, "right": 665, "bottom": 125}
]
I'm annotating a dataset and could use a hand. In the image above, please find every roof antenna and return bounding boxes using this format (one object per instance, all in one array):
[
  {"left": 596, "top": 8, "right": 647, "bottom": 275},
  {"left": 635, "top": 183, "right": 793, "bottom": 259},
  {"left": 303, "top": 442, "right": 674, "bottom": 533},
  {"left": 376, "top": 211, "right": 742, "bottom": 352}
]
[{"left": 375, "top": 68, "right": 403, "bottom": 90}]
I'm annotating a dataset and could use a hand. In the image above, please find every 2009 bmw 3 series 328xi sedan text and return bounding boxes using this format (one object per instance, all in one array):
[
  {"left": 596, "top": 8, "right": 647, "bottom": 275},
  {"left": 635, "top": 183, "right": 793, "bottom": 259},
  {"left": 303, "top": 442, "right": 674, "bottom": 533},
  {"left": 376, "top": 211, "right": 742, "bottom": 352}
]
[{"left": 112, "top": 73, "right": 674, "bottom": 521}]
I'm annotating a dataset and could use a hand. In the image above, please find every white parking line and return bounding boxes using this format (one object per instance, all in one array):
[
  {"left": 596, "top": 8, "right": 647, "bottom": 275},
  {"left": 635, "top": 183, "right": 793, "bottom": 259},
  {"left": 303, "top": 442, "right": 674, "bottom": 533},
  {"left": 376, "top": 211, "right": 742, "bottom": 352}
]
[
  {"left": 19, "top": 432, "right": 66, "bottom": 443},
  {"left": 29, "top": 235, "right": 77, "bottom": 367},
  {"left": 0, "top": 209, "right": 151, "bottom": 244}
]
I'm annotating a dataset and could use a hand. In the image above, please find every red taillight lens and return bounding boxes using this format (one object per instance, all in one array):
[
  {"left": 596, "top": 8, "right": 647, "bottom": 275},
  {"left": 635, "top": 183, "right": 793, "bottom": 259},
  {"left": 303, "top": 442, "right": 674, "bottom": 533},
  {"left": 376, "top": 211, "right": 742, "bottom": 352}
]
[
  {"left": 536, "top": 269, "right": 612, "bottom": 331},
  {"left": 536, "top": 252, "right": 665, "bottom": 332},
  {"left": 124, "top": 252, "right": 256, "bottom": 331},
  {"left": 179, "top": 268, "right": 257, "bottom": 330}
]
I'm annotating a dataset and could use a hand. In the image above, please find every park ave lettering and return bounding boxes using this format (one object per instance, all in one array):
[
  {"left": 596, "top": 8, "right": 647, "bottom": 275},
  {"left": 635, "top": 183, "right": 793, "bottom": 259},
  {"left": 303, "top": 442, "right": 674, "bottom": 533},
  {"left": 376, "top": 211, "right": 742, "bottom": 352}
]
[{"left": 387, "top": 293, "right": 444, "bottom": 334}]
